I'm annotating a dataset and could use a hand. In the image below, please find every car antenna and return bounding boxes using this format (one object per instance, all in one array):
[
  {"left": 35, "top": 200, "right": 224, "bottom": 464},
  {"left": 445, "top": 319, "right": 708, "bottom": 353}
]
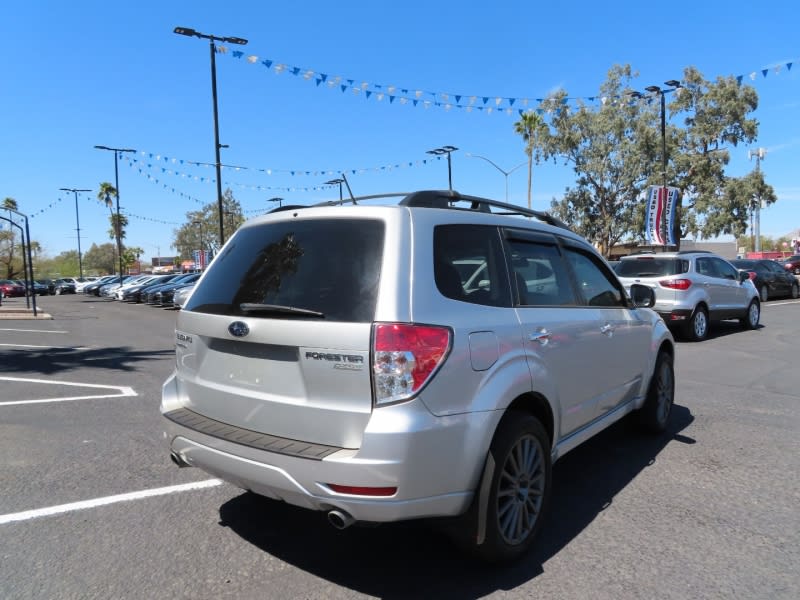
[{"left": 341, "top": 173, "right": 357, "bottom": 205}]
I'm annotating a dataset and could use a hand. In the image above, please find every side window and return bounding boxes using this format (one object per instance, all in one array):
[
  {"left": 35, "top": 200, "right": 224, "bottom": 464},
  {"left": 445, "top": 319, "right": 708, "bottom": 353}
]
[
  {"left": 505, "top": 240, "right": 576, "bottom": 306},
  {"left": 433, "top": 225, "right": 511, "bottom": 307},
  {"left": 696, "top": 257, "right": 713, "bottom": 277},
  {"left": 563, "top": 247, "right": 626, "bottom": 307},
  {"left": 712, "top": 258, "right": 738, "bottom": 280}
]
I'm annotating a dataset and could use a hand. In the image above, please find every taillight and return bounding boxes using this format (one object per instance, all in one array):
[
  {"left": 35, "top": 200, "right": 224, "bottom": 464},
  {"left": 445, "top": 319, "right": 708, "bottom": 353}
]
[
  {"left": 746, "top": 271, "right": 757, "bottom": 281},
  {"left": 659, "top": 278, "right": 692, "bottom": 290},
  {"left": 372, "top": 323, "right": 451, "bottom": 406}
]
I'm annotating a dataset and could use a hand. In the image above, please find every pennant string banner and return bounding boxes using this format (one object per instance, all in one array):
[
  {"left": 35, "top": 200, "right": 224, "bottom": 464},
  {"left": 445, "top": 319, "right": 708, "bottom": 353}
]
[{"left": 219, "top": 44, "right": 800, "bottom": 114}]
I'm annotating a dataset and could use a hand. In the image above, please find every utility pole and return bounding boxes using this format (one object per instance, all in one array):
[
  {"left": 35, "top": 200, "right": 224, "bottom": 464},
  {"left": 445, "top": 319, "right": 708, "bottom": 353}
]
[{"left": 748, "top": 148, "right": 767, "bottom": 253}]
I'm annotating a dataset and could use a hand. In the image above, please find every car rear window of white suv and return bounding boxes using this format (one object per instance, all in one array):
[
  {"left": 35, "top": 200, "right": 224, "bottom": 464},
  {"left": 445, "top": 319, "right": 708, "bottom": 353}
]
[
  {"left": 615, "top": 257, "right": 688, "bottom": 277},
  {"left": 184, "top": 219, "right": 385, "bottom": 322}
]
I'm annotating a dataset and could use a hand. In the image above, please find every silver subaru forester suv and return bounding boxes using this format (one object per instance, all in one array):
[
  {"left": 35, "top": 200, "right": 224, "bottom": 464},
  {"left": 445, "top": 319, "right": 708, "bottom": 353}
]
[{"left": 161, "top": 190, "right": 675, "bottom": 562}]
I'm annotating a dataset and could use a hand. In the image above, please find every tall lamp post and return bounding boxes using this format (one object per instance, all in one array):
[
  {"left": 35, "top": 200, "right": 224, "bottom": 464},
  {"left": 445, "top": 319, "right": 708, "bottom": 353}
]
[
  {"left": 426, "top": 145, "right": 458, "bottom": 190},
  {"left": 465, "top": 153, "right": 526, "bottom": 201},
  {"left": 2, "top": 207, "right": 37, "bottom": 316},
  {"left": 631, "top": 80, "right": 681, "bottom": 248},
  {"left": 175, "top": 26, "right": 247, "bottom": 249},
  {"left": 95, "top": 145, "right": 136, "bottom": 285},
  {"left": 267, "top": 196, "right": 284, "bottom": 209},
  {"left": 59, "top": 188, "right": 91, "bottom": 278},
  {"left": 748, "top": 148, "right": 767, "bottom": 253},
  {"left": 324, "top": 179, "right": 344, "bottom": 202}
]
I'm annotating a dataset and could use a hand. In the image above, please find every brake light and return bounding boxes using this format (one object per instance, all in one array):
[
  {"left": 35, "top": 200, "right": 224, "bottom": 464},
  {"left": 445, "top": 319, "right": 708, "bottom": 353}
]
[
  {"left": 746, "top": 271, "right": 757, "bottom": 281},
  {"left": 372, "top": 323, "right": 451, "bottom": 405},
  {"left": 659, "top": 278, "right": 692, "bottom": 290}
]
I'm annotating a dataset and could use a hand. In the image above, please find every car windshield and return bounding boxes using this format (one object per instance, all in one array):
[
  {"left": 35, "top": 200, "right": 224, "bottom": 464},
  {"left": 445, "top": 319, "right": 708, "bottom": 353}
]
[{"left": 615, "top": 257, "right": 688, "bottom": 277}]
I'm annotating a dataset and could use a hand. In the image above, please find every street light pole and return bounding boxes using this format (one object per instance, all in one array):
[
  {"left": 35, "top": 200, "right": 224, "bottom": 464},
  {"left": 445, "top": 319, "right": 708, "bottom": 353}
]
[
  {"left": 465, "top": 153, "right": 527, "bottom": 201},
  {"left": 95, "top": 145, "right": 136, "bottom": 285},
  {"left": 427, "top": 146, "right": 459, "bottom": 190},
  {"left": 2, "top": 207, "right": 37, "bottom": 316},
  {"left": 268, "top": 196, "right": 284, "bottom": 209},
  {"left": 175, "top": 26, "right": 248, "bottom": 249},
  {"left": 748, "top": 148, "right": 767, "bottom": 253},
  {"left": 60, "top": 188, "right": 91, "bottom": 278}
]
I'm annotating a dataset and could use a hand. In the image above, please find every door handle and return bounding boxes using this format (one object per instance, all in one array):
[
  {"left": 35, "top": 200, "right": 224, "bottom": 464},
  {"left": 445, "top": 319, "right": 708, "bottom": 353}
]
[
  {"left": 528, "top": 329, "right": 551, "bottom": 345},
  {"left": 600, "top": 323, "right": 614, "bottom": 336}
]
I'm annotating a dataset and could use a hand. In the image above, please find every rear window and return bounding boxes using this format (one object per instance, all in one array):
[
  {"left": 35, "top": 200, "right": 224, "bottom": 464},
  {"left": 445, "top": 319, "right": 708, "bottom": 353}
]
[
  {"left": 184, "top": 219, "right": 385, "bottom": 322},
  {"left": 615, "top": 257, "right": 688, "bottom": 277}
]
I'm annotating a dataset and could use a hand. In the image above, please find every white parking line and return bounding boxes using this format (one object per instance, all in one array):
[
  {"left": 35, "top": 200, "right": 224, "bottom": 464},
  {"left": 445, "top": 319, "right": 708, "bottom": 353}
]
[
  {"left": 0, "top": 328, "right": 67, "bottom": 334},
  {"left": 0, "top": 343, "right": 88, "bottom": 349},
  {"left": 0, "top": 376, "right": 137, "bottom": 406},
  {"left": 0, "top": 479, "right": 223, "bottom": 525}
]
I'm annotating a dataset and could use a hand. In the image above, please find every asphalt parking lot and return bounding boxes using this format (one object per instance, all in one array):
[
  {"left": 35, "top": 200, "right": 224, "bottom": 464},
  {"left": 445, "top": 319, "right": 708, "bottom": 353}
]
[{"left": 1, "top": 294, "right": 799, "bottom": 599}]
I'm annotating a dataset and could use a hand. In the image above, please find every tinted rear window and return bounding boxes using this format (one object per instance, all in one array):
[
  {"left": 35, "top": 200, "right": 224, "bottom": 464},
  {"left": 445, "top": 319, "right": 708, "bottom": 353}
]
[
  {"left": 615, "top": 257, "right": 688, "bottom": 277},
  {"left": 185, "top": 219, "right": 384, "bottom": 322}
]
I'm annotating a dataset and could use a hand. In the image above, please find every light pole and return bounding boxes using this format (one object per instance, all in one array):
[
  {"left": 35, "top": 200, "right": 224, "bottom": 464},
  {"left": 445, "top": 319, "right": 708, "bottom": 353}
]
[
  {"left": 2, "top": 207, "right": 37, "bottom": 316},
  {"left": 95, "top": 145, "right": 136, "bottom": 284},
  {"left": 268, "top": 196, "right": 284, "bottom": 209},
  {"left": 426, "top": 146, "right": 458, "bottom": 190},
  {"left": 631, "top": 80, "right": 681, "bottom": 248},
  {"left": 465, "top": 153, "right": 526, "bottom": 201},
  {"left": 60, "top": 188, "right": 91, "bottom": 278},
  {"left": 324, "top": 179, "right": 344, "bottom": 202},
  {"left": 748, "top": 148, "right": 767, "bottom": 253},
  {"left": 175, "top": 26, "right": 247, "bottom": 249}
]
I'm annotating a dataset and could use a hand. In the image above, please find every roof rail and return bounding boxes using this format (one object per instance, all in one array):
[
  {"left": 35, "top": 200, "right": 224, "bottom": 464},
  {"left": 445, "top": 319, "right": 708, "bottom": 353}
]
[
  {"left": 294, "top": 189, "right": 570, "bottom": 231},
  {"left": 399, "top": 190, "right": 571, "bottom": 230},
  {"left": 675, "top": 250, "right": 712, "bottom": 255}
]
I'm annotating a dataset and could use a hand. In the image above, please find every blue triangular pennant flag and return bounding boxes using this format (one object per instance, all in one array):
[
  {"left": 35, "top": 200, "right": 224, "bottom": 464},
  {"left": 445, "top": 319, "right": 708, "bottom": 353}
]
[
  {"left": 389, "top": 96, "right": 395, "bottom": 103},
  {"left": 455, "top": 95, "right": 462, "bottom": 103},
  {"left": 482, "top": 97, "right": 489, "bottom": 105},
  {"left": 346, "top": 79, "right": 354, "bottom": 86},
  {"left": 787, "top": 62, "right": 793, "bottom": 71},
  {"left": 320, "top": 73, "right": 328, "bottom": 82},
  {"left": 365, "top": 91, "right": 372, "bottom": 99},
  {"left": 341, "top": 85, "right": 347, "bottom": 93},
  {"left": 261, "top": 59, "right": 273, "bottom": 68},
  {"left": 509, "top": 98, "right": 515, "bottom": 106},
  {"left": 736, "top": 75, "right": 743, "bottom": 85},
  {"left": 292, "top": 67, "right": 300, "bottom": 76},
  {"left": 316, "top": 78, "right": 322, "bottom": 86},
  {"left": 413, "top": 99, "right": 418, "bottom": 106},
  {"left": 232, "top": 51, "right": 243, "bottom": 58}
]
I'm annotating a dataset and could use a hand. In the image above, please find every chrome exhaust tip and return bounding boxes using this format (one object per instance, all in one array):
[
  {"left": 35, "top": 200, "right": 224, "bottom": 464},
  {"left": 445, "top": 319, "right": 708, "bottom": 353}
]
[
  {"left": 170, "top": 451, "right": 190, "bottom": 468},
  {"left": 327, "top": 509, "right": 356, "bottom": 530}
]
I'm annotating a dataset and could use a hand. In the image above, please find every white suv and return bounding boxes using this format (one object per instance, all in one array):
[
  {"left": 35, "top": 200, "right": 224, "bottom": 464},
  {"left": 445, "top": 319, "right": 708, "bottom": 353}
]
[
  {"left": 161, "top": 190, "right": 675, "bottom": 562},
  {"left": 614, "top": 251, "right": 760, "bottom": 341}
]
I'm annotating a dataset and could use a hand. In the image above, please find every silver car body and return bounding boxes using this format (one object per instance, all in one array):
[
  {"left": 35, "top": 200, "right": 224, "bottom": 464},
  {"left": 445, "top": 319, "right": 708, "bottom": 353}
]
[{"left": 161, "top": 199, "right": 673, "bottom": 525}]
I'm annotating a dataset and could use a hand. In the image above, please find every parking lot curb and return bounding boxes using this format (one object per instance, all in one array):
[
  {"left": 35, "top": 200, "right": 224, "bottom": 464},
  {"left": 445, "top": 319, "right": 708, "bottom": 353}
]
[{"left": 0, "top": 307, "right": 54, "bottom": 320}]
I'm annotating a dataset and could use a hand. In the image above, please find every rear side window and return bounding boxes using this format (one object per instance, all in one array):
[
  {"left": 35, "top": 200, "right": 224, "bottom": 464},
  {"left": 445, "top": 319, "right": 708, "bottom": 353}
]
[
  {"left": 434, "top": 225, "right": 511, "bottom": 307},
  {"left": 185, "top": 219, "right": 384, "bottom": 322},
  {"left": 615, "top": 257, "right": 688, "bottom": 277}
]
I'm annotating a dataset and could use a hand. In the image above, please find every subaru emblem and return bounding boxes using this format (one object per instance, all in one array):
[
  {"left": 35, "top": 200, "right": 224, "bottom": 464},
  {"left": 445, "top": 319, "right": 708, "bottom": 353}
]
[{"left": 228, "top": 321, "right": 250, "bottom": 338}]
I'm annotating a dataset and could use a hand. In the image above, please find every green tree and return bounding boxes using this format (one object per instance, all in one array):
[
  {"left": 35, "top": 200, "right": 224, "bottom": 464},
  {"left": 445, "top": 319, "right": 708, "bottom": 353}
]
[
  {"left": 537, "top": 65, "right": 656, "bottom": 256},
  {"left": 123, "top": 246, "right": 144, "bottom": 273},
  {"left": 669, "top": 66, "right": 761, "bottom": 244},
  {"left": 513, "top": 111, "right": 548, "bottom": 210},
  {"left": 173, "top": 188, "right": 243, "bottom": 259},
  {"left": 84, "top": 242, "right": 118, "bottom": 274},
  {"left": 98, "top": 182, "right": 126, "bottom": 274},
  {"left": 2, "top": 197, "right": 21, "bottom": 278}
]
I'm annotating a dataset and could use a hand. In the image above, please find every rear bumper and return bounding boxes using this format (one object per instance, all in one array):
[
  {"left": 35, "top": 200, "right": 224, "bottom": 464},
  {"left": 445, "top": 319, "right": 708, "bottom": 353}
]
[
  {"left": 657, "top": 307, "right": 693, "bottom": 323},
  {"left": 161, "top": 371, "right": 493, "bottom": 523}
]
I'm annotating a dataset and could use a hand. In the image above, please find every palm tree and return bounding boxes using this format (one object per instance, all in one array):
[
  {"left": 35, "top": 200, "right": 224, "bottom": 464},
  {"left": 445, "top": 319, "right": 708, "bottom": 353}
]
[
  {"left": 98, "top": 182, "right": 122, "bottom": 274},
  {"left": 513, "top": 111, "right": 547, "bottom": 211}
]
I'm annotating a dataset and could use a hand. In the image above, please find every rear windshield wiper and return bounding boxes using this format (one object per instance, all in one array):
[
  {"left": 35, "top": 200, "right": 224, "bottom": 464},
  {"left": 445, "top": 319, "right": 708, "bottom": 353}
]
[{"left": 239, "top": 303, "right": 325, "bottom": 318}]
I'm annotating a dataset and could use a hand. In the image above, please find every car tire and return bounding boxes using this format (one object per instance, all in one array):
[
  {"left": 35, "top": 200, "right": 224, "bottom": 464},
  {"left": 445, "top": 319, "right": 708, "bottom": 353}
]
[
  {"left": 638, "top": 351, "right": 674, "bottom": 433},
  {"left": 683, "top": 305, "right": 708, "bottom": 342},
  {"left": 759, "top": 285, "right": 768, "bottom": 303},
  {"left": 739, "top": 299, "right": 760, "bottom": 330},
  {"left": 456, "top": 413, "right": 552, "bottom": 563},
  {"left": 791, "top": 281, "right": 799, "bottom": 299}
]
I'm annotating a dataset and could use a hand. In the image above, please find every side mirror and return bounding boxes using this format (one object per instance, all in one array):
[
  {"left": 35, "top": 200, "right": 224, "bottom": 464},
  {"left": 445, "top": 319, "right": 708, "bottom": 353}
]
[
  {"left": 629, "top": 283, "right": 655, "bottom": 308},
  {"left": 738, "top": 271, "right": 750, "bottom": 283}
]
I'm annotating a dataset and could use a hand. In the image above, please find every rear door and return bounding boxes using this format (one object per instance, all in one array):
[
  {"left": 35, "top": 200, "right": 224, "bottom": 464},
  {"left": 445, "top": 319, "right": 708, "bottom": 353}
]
[{"left": 176, "top": 217, "right": 386, "bottom": 449}]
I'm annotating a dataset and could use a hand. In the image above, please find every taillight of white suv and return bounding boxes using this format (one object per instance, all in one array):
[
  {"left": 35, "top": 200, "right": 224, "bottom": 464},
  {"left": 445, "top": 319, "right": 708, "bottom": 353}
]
[
  {"left": 659, "top": 278, "right": 692, "bottom": 290},
  {"left": 372, "top": 323, "right": 451, "bottom": 406}
]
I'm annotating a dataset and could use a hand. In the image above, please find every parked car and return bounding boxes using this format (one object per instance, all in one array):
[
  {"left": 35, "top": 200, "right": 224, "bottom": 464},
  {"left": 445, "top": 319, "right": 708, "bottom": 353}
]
[
  {"left": 12, "top": 279, "right": 49, "bottom": 296},
  {"left": 83, "top": 275, "right": 119, "bottom": 296},
  {"left": 144, "top": 273, "right": 200, "bottom": 305},
  {"left": 52, "top": 278, "right": 77, "bottom": 294},
  {"left": 121, "top": 274, "right": 180, "bottom": 303},
  {"left": 614, "top": 250, "right": 760, "bottom": 341},
  {"left": 162, "top": 190, "right": 675, "bottom": 562},
  {"left": 730, "top": 259, "right": 800, "bottom": 302},
  {"left": 781, "top": 254, "right": 800, "bottom": 275},
  {"left": 75, "top": 277, "right": 99, "bottom": 293},
  {"left": 0, "top": 279, "right": 26, "bottom": 298},
  {"left": 171, "top": 283, "right": 196, "bottom": 308},
  {"left": 37, "top": 279, "right": 56, "bottom": 294}
]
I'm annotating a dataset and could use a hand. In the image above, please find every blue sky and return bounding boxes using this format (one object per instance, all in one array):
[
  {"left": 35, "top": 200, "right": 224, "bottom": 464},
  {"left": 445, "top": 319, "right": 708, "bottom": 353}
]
[{"left": 3, "top": 1, "right": 799, "bottom": 263}]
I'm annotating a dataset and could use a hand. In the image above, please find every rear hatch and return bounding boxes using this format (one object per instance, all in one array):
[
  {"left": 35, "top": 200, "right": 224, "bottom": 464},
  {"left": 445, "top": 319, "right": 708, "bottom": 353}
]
[
  {"left": 614, "top": 256, "right": 689, "bottom": 309},
  {"left": 175, "top": 216, "right": 385, "bottom": 449}
]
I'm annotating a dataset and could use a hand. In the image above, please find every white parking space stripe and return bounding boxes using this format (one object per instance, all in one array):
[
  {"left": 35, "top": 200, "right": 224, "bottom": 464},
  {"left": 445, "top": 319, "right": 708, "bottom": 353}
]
[
  {"left": 0, "top": 376, "right": 137, "bottom": 406},
  {"left": 0, "top": 479, "right": 222, "bottom": 525},
  {"left": 0, "top": 328, "right": 67, "bottom": 334},
  {"left": 0, "top": 343, "right": 89, "bottom": 349}
]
